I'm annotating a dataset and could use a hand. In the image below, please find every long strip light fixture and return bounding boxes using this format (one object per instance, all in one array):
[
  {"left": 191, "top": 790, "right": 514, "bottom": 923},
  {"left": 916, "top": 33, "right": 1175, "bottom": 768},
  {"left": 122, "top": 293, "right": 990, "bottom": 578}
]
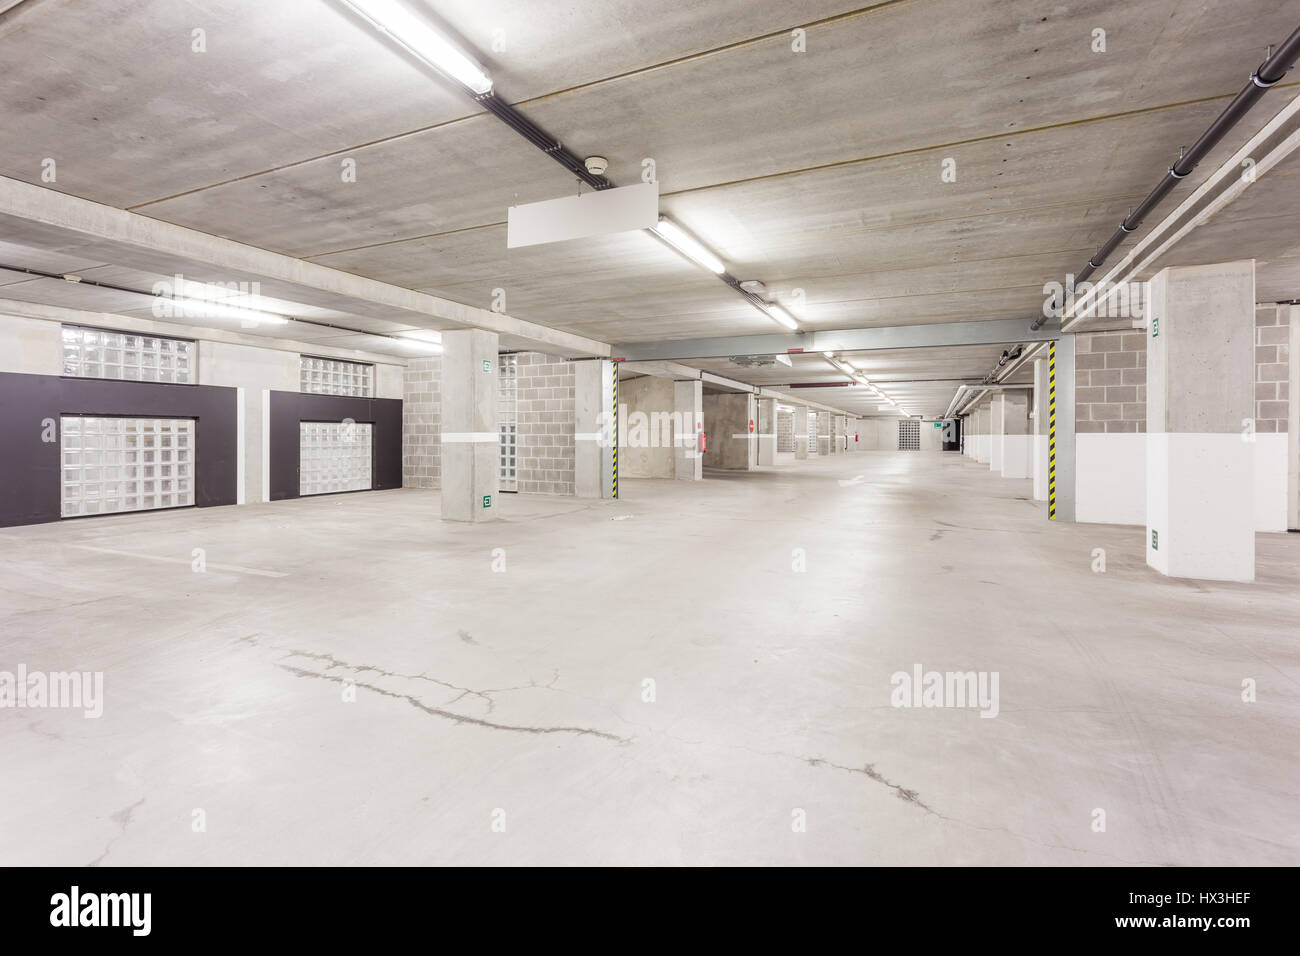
[
  {"left": 339, "top": 0, "right": 493, "bottom": 93},
  {"left": 649, "top": 217, "right": 802, "bottom": 331},
  {"left": 821, "top": 351, "right": 909, "bottom": 414}
]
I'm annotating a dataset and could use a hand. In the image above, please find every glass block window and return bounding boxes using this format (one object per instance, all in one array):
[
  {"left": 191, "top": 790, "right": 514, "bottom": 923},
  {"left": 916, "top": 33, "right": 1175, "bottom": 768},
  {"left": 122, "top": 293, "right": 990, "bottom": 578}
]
[
  {"left": 898, "top": 418, "right": 921, "bottom": 450},
  {"left": 498, "top": 354, "right": 518, "bottom": 493},
  {"left": 61, "top": 325, "right": 194, "bottom": 384},
  {"left": 806, "top": 418, "right": 818, "bottom": 454},
  {"left": 777, "top": 410, "right": 795, "bottom": 453},
  {"left": 300, "top": 355, "right": 373, "bottom": 397},
  {"left": 300, "top": 421, "right": 372, "bottom": 496},
  {"left": 61, "top": 417, "right": 195, "bottom": 518}
]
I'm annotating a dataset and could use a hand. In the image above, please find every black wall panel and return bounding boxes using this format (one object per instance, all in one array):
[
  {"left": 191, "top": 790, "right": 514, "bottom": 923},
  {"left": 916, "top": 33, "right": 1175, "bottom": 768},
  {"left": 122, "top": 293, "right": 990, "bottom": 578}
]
[
  {"left": 0, "top": 371, "right": 238, "bottom": 527},
  {"left": 267, "top": 391, "right": 403, "bottom": 500}
]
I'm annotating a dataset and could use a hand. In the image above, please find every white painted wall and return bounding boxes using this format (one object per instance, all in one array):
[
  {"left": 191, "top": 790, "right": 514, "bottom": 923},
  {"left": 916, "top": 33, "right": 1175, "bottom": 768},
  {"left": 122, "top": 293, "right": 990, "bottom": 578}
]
[
  {"left": 1074, "top": 432, "right": 1288, "bottom": 532},
  {"left": 0, "top": 314, "right": 62, "bottom": 374},
  {"left": 1076, "top": 434, "right": 1146, "bottom": 525}
]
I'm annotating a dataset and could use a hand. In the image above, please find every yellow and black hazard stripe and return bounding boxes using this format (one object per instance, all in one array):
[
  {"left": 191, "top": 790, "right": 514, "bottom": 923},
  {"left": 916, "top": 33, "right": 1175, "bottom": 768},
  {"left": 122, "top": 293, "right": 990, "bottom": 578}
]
[
  {"left": 611, "top": 368, "right": 618, "bottom": 499},
  {"left": 1048, "top": 341, "right": 1057, "bottom": 519}
]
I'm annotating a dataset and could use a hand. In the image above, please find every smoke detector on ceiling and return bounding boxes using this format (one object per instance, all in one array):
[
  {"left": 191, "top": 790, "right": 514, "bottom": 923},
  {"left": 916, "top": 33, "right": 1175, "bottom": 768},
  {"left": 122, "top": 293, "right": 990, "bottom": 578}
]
[{"left": 584, "top": 156, "right": 609, "bottom": 176}]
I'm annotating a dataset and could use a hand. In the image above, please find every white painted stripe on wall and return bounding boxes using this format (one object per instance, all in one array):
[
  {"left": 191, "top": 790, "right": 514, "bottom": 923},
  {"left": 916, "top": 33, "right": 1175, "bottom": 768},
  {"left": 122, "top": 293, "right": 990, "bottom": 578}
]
[
  {"left": 1253, "top": 433, "right": 1288, "bottom": 533},
  {"left": 1073, "top": 432, "right": 1289, "bottom": 531},
  {"left": 441, "top": 432, "right": 497, "bottom": 443},
  {"left": 261, "top": 389, "right": 271, "bottom": 503},
  {"left": 236, "top": 386, "right": 246, "bottom": 505},
  {"left": 1076, "top": 434, "right": 1145, "bottom": 525},
  {"left": 574, "top": 432, "right": 605, "bottom": 442}
]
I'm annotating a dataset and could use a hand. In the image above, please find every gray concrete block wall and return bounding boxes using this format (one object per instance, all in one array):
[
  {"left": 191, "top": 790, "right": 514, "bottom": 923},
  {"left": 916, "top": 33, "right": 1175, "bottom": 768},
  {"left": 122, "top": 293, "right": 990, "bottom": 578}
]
[
  {"left": 515, "top": 352, "right": 575, "bottom": 495},
  {"left": 1075, "top": 331, "right": 1147, "bottom": 433},
  {"left": 1255, "top": 304, "right": 1291, "bottom": 434},
  {"left": 402, "top": 355, "right": 441, "bottom": 489}
]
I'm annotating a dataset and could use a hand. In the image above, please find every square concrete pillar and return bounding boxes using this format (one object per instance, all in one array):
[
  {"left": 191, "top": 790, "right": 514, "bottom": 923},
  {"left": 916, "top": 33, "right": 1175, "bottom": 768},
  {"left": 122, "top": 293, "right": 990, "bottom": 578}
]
[
  {"left": 973, "top": 405, "right": 988, "bottom": 463},
  {"left": 702, "top": 392, "right": 755, "bottom": 469},
  {"left": 817, "top": 411, "right": 830, "bottom": 455},
  {"left": 674, "top": 379, "right": 703, "bottom": 480},
  {"left": 576, "top": 359, "right": 617, "bottom": 498},
  {"left": 794, "top": 407, "right": 809, "bottom": 460},
  {"left": 988, "top": 395, "right": 1004, "bottom": 471},
  {"left": 440, "top": 328, "right": 499, "bottom": 522},
  {"left": 1146, "top": 260, "right": 1256, "bottom": 581},
  {"left": 757, "top": 397, "right": 777, "bottom": 465},
  {"left": 1032, "top": 359, "right": 1048, "bottom": 500}
]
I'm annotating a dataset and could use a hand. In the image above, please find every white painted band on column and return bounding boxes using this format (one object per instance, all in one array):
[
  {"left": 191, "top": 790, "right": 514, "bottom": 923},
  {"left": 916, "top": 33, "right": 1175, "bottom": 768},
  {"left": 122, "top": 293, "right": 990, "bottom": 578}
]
[
  {"left": 574, "top": 432, "right": 606, "bottom": 442},
  {"left": 441, "top": 432, "right": 498, "bottom": 443}
]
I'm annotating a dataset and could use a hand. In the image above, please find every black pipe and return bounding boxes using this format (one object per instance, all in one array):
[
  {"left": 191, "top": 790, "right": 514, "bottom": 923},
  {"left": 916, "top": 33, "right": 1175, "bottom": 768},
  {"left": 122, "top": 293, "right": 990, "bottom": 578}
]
[{"left": 1028, "top": 25, "right": 1300, "bottom": 332}]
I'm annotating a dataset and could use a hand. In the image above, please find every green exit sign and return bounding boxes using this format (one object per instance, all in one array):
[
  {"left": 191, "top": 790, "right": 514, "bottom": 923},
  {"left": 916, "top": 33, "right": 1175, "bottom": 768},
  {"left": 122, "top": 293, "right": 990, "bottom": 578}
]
[
  {"left": 482, "top": 495, "right": 491, "bottom": 509},
  {"left": 934, "top": 422, "right": 942, "bottom": 428},
  {"left": 1151, "top": 529, "right": 1158, "bottom": 550},
  {"left": 1151, "top": 317, "right": 1159, "bottom": 338},
  {"left": 482, "top": 359, "right": 492, "bottom": 372}
]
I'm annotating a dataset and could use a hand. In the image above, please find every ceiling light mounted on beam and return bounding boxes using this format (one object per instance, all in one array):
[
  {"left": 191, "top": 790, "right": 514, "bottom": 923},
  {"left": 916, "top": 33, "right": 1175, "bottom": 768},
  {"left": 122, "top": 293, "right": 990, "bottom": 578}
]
[
  {"left": 763, "top": 304, "right": 799, "bottom": 330},
  {"left": 650, "top": 218, "right": 725, "bottom": 274},
  {"left": 340, "top": 0, "right": 493, "bottom": 93}
]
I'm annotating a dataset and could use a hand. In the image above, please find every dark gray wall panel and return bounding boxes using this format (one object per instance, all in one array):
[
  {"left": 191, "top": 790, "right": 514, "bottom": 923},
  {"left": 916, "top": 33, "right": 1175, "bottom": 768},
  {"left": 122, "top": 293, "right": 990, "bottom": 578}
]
[
  {"left": 0, "top": 371, "right": 238, "bottom": 527},
  {"left": 268, "top": 392, "right": 402, "bottom": 501}
]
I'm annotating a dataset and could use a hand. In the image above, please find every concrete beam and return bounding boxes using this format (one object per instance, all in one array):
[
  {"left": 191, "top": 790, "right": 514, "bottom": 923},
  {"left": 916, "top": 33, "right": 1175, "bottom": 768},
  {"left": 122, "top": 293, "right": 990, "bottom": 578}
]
[
  {"left": 613, "top": 317, "right": 1059, "bottom": 362},
  {"left": 0, "top": 175, "right": 610, "bottom": 358}
]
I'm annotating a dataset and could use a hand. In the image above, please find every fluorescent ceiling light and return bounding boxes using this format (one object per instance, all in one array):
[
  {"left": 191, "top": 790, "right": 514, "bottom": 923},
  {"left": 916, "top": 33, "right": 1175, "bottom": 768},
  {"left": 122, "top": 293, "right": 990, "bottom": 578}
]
[
  {"left": 652, "top": 218, "right": 726, "bottom": 274},
  {"left": 341, "top": 0, "right": 493, "bottom": 94},
  {"left": 395, "top": 328, "right": 444, "bottom": 349},
  {"left": 765, "top": 304, "right": 799, "bottom": 330},
  {"left": 168, "top": 297, "right": 289, "bottom": 325}
]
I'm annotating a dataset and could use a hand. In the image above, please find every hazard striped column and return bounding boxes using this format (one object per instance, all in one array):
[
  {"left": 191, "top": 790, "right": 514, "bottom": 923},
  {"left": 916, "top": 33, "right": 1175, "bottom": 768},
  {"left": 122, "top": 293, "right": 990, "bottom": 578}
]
[{"left": 1048, "top": 342, "right": 1057, "bottom": 518}]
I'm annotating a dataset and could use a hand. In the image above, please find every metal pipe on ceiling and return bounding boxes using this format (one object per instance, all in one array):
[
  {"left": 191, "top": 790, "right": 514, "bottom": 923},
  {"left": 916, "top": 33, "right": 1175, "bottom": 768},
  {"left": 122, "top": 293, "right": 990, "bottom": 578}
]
[
  {"left": 961, "top": 24, "right": 1300, "bottom": 404},
  {"left": 1031, "top": 24, "right": 1300, "bottom": 333}
]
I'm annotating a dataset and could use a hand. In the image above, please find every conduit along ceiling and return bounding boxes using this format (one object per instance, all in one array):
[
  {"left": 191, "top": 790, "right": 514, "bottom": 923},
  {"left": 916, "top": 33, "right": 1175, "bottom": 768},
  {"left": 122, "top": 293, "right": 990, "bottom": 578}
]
[{"left": 2, "top": 0, "right": 1299, "bottom": 419}]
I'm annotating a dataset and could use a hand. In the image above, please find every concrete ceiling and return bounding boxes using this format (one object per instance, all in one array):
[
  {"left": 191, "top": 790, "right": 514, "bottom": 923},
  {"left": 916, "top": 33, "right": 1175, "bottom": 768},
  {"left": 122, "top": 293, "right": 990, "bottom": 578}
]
[{"left": 2, "top": 0, "right": 1299, "bottom": 416}]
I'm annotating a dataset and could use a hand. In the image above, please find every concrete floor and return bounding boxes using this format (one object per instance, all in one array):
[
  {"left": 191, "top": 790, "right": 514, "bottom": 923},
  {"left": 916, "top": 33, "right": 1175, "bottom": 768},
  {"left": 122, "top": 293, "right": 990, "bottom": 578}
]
[{"left": 2, "top": 451, "right": 1298, "bottom": 866}]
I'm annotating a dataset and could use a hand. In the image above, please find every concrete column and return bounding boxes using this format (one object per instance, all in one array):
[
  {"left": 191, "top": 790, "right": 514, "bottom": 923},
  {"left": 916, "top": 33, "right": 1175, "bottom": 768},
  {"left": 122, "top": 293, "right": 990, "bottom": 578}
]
[
  {"left": 757, "top": 397, "right": 777, "bottom": 465},
  {"left": 1001, "top": 390, "right": 1031, "bottom": 479},
  {"left": 1033, "top": 359, "right": 1048, "bottom": 500},
  {"left": 794, "top": 407, "right": 809, "bottom": 460},
  {"left": 440, "top": 328, "right": 499, "bottom": 522},
  {"left": 817, "top": 412, "right": 830, "bottom": 455},
  {"left": 973, "top": 405, "right": 988, "bottom": 463},
  {"left": 702, "top": 392, "right": 756, "bottom": 469},
  {"left": 1146, "top": 260, "right": 1256, "bottom": 581},
  {"left": 620, "top": 374, "right": 675, "bottom": 478},
  {"left": 575, "top": 359, "right": 617, "bottom": 498},
  {"left": 989, "top": 394, "right": 1004, "bottom": 472},
  {"left": 673, "top": 379, "right": 703, "bottom": 480}
]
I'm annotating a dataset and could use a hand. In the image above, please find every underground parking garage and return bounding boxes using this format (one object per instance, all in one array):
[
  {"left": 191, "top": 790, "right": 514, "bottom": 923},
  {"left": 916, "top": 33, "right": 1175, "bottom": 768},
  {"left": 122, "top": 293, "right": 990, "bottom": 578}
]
[{"left": 1, "top": 0, "right": 1299, "bottom": 916}]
